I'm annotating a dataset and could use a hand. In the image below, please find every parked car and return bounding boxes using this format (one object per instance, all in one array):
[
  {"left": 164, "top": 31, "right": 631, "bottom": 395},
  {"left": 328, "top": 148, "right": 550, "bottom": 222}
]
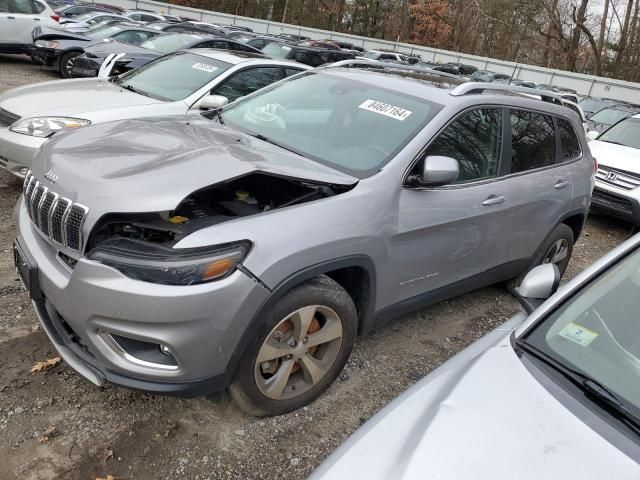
[
  {"left": 310, "top": 233, "right": 640, "bottom": 480},
  {"left": 361, "top": 49, "right": 407, "bottom": 62},
  {"left": 262, "top": 42, "right": 355, "bottom": 66},
  {"left": 579, "top": 97, "right": 618, "bottom": 118},
  {"left": 146, "top": 20, "right": 234, "bottom": 38},
  {"left": 0, "top": 0, "right": 59, "bottom": 54},
  {"left": 13, "top": 71, "right": 592, "bottom": 416},
  {"left": 587, "top": 104, "right": 640, "bottom": 134},
  {"left": 275, "top": 32, "right": 309, "bottom": 41},
  {"left": 298, "top": 39, "right": 340, "bottom": 50},
  {"left": 57, "top": 11, "right": 128, "bottom": 28},
  {"left": 433, "top": 62, "right": 478, "bottom": 76},
  {"left": 72, "top": 33, "right": 262, "bottom": 77},
  {"left": 0, "top": 50, "right": 307, "bottom": 177},
  {"left": 238, "top": 35, "right": 287, "bottom": 51},
  {"left": 123, "top": 9, "right": 171, "bottom": 23},
  {"left": 469, "top": 70, "right": 511, "bottom": 82},
  {"left": 56, "top": 4, "right": 119, "bottom": 18},
  {"left": 325, "top": 39, "right": 364, "bottom": 53},
  {"left": 588, "top": 114, "right": 640, "bottom": 224},
  {"left": 32, "top": 23, "right": 161, "bottom": 77}
]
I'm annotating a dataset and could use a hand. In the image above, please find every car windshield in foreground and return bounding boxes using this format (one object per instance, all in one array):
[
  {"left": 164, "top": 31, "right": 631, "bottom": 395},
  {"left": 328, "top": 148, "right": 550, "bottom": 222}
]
[
  {"left": 220, "top": 71, "right": 442, "bottom": 177},
  {"left": 117, "top": 52, "right": 231, "bottom": 101},
  {"left": 598, "top": 117, "right": 640, "bottom": 149},
  {"left": 85, "top": 25, "right": 123, "bottom": 39},
  {"left": 591, "top": 108, "right": 632, "bottom": 125},
  {"left": 140, "top": 34, "right": 203, "bottom": 54},
  {"left": 521, "top": 247, "right": 640, "bottom": 425}
]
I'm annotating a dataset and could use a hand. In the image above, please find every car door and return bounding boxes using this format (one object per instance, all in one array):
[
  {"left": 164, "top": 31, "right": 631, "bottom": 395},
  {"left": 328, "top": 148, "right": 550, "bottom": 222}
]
[
  {"left": 1, "top": 0, "right": 37, "bottom": 46},
  {"left": 497, "top": 108, "right": 574, "bottom": 268},
  {"left": 388, "top": 107, "right": 515, "bottom": 306},
  {"left": 210, "top": 66, "right": 280, "bottom": 103}
]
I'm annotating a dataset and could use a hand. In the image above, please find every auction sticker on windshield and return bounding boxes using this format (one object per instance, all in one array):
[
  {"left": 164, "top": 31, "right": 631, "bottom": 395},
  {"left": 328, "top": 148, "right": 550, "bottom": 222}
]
[
  {"left": 558, "top": 321, "right": 599, "bottom": 347},
  {"left": 358, "top": 99, "right": 412, "bottom": 121},
  {"left": 192, "top": 63, "right": 218, "bottom": 73}
]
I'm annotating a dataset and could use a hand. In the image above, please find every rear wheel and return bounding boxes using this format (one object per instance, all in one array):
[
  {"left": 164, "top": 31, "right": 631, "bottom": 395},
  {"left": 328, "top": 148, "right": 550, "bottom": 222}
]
[
  {"left": 229, "top": 275, "right": 357, "bottom": 416},
  {"left": 59, "top": 52, "right": 80, "bottom": 78},
  {"left": 510, "top": 223, "right": 574, "bottom": 291}
]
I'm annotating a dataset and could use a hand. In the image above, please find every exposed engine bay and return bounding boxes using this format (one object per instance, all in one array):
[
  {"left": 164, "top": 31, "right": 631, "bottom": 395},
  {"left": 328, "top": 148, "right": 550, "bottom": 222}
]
[{"left": 87, "top": 173, "right": 354, "bottom": 250}]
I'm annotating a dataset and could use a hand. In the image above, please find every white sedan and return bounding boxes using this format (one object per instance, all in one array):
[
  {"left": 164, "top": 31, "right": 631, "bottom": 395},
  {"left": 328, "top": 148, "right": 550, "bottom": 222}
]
[
  {"left": 0, "top": 50, "right": 309, "bottom": 177},
  {"left": 310, "top": 235, "right": 640, "bottom": 479}
]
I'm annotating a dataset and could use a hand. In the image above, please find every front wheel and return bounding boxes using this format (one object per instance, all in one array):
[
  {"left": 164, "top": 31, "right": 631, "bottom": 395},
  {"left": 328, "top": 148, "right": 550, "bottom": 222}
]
[
  {"left": 59, "top": 51, "right": 80, "bottom": 78},
  {"left": 229, "top": 275, "right": 357, "bottom": 416}
]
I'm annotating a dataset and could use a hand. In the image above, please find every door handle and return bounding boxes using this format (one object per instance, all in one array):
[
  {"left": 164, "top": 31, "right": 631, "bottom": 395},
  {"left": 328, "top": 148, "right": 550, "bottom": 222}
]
[
  {"left": 34, "top": 17, "right": 41, "bottom": 20},
  {"left": 554, "top": 180, "right": 570, "bottom": 189},
  {"left": 7, "top": 16, "right": 16, "bottom": 19},
  {"left": 482, "top": 195, "right": 505, "bottom": 206}
]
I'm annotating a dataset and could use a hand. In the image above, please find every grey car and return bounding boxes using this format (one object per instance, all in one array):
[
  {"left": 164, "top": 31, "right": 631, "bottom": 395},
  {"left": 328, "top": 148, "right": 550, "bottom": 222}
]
[
  {"left": 310, "top": 234, "right": 640, "bottom": 480},
  {"left": 14, "top": 69, "right": 594, "bottom": 416},
  {"left": 0, "top": 50, "right": 309, "bottom": 177}
]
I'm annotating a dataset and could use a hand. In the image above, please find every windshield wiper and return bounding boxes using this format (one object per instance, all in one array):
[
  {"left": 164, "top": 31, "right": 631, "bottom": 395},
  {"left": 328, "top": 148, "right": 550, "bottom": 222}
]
[
  {"left": 120, "top": 84, "right": 150, "bottom": 97},
  {"left": 601, "top": 140, "right": 626, "bottom": 146},
  {"left": 250, "top": 133, "right": 300, "bottom": 156},
  {"left": 516, "top": 339, "right": 640, "bottom": 432}
]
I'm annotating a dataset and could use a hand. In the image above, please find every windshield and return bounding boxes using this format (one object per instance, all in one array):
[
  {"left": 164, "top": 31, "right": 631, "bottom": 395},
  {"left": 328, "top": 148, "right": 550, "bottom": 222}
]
[
  {"left": 579, "top": 98, "right": 610, "bottom": 113},
  {"left": 523, "top": 247, "right": 640, "bottom": 418},
  {"left": 118, "top": 52, "right": 231, "bottom": 101},
  {"left": 85, "top": 25, "right": 123, "bottom": 39},
  {"left": 363, "top": 51, "right": 380, "bottom": 59},
  {"left": 220, "top": 71, "right": 442, "bottom": 177},
  {"left": 470, "top": 71, "right": 493, "bottom": 82},
  {"left": 262, "top": 43, "right": 290, "bottom": 59},
  {"left": 598, "top": 117, "right": 640, "bottom": 149},
  {"left": 72, "top": 13, "right": 98, "bottom": 22},
  {"left": 590, "top": 107, "right": 631, "bottom": 125},
  {"left": 140, "top": 34, "right": 202, "bottom": 54}
]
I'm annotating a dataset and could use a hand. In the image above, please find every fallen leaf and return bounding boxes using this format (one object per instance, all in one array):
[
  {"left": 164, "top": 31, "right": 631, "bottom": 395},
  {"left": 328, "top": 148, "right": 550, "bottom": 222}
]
[
  {"left": 104, "top": 448, "right": 113, "bottom": 462},
  {"left": 30, "top": 357, "right": 61, "bottom": 373}
]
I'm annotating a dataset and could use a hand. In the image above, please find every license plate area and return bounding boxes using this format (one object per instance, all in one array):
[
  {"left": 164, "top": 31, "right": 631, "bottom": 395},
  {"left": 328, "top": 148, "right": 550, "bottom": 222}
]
[{"left": 13, "top": 240, "right": 42, "bottom": 300}]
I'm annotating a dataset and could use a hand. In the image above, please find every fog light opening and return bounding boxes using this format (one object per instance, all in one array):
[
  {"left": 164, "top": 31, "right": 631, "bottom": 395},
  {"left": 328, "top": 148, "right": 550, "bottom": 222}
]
[{"left": 159, "top": 344, "right": 172, "bottom": 356}]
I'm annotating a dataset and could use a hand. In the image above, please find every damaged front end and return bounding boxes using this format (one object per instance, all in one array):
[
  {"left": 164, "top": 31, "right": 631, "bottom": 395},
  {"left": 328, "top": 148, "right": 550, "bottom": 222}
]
[{"left": 84, "top": 173, "right": 355, "bottom": 285}]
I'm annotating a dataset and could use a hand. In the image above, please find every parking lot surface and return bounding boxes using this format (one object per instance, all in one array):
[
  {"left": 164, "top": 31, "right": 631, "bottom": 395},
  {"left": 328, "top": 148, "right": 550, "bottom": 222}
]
[{"left": 0, "top": 53, "right": 634, "bottom": 480}]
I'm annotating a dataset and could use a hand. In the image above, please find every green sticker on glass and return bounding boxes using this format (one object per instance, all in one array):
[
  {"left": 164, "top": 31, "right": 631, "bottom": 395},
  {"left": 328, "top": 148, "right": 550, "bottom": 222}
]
[{"left": 558, "top": 322, "right": 599, "bottom": 347}]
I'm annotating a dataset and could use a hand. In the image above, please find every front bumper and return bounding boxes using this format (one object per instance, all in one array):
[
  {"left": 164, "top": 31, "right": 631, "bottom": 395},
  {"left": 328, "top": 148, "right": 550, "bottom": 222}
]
[
  {"left": 0, "top": 126, "right": 46, "bottom": 178},
  {"left": 591, "top": 179, "right": 640, "bottom": 224},
  {"left": 15, "top": 198, "right": 270, "bottom": 394},
  {"left": 31, "top": 47, "right": 60, "bottom": 69},
  {"left": 71, "top": 55, "right": 101, "bottom": 78}
]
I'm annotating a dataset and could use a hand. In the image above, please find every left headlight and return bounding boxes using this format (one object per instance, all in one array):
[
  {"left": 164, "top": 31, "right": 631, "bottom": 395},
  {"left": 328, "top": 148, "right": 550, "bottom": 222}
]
[
  {"left": 10, "top": 117, "right": 91, "bottom": 138},
  {"left": 88, "top": 238, "right": 252, "bottom": 286},
  {"left": 34, "top": 40, "right": 59, "bottom": 49}
]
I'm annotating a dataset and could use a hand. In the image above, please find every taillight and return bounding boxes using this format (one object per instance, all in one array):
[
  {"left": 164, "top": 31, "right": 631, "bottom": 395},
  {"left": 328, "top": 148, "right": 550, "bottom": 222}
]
[
  {"left": 593, "top": 157, "right": 598, "bottom": 174},
  {"left": 51, "top": 15, "right": 60, "bottom": 22}
]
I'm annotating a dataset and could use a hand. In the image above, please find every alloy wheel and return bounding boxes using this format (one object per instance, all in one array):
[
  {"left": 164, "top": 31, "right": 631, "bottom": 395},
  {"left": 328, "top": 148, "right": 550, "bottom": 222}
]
[
  {"left": 254, "top": 305, "right": 343, "bottom": 400},
  {"left": 542, "top": 239, "right": 569, "bottom": 265}
]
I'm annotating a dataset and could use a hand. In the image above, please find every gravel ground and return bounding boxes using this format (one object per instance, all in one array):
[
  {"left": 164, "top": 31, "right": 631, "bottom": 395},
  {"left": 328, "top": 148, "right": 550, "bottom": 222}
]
[{"left": 0, "top": 53, "right": 635, "bottom": 480}]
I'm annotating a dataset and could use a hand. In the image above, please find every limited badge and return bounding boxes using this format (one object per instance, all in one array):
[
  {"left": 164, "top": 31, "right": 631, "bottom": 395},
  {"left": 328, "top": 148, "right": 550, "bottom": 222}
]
[
  {"left": 358, "top": 99, "right": 412, "bottom": 121},
  {"left": 558, "top": 322, "right": 599, "bottom": 347}
]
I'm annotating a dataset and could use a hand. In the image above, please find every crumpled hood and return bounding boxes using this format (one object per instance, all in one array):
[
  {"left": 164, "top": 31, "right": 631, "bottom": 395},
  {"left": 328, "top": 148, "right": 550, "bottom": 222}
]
[
  {"left": 0, "top": 78, "right": 164, "bottom": 118},
  {"left": 83, "top": 39, "right": 158, "bottom": 59},
  {"left": 30, "top": 115, "right": 358, "bottom": 227},
  {"left": 310, "top": 317, "right": 640, "bottom": 480},
  {"left": 33, "top": 26, "right": 89, "bottom": 41},
  {"left": 589, "top": 140, "right": 640, "bottom": 173}
]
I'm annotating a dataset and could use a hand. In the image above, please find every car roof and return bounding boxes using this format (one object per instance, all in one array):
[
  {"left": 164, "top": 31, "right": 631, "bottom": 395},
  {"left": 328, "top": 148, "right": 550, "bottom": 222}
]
[{"left": 183, "top": 49, "right": 275, "bottom": 64}]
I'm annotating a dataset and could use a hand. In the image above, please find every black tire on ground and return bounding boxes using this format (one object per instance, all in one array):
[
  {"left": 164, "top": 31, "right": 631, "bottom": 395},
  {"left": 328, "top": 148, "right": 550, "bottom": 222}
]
[
  {"left": 229, "top": 275, "right": 358, "bottom": 416},
  {"left": 509, "top": 223, "right": 575, "bottom": 291},
  {"left": 59, "top": 51, "right": 80, "bottom": 78}
]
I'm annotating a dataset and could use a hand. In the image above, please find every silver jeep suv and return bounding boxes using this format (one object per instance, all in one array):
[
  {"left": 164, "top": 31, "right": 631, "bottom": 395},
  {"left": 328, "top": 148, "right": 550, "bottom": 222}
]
[{"left": 14, "top": 66, "right": 594, "bottom": 416}]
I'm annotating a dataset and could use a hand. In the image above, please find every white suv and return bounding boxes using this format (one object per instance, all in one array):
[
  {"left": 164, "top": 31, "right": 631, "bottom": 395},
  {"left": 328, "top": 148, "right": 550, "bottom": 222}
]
[{"left": 0, "top": 0, "right": 58, "bottom": 54}]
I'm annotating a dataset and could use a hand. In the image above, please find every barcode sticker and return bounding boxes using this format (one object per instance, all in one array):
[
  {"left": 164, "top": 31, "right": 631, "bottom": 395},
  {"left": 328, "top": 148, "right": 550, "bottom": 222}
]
[
  {"left": 358, "top": 99, "right": 412, "bottom": 121},
  {"left": 192, "top": 63, "right": 218, "bottom": 73}
]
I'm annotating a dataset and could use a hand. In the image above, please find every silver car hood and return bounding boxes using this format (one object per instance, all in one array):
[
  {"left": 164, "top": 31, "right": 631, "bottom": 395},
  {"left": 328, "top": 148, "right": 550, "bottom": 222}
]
[
  {"left": 0, "top": 78, "right": 164, "bottom": 118},
  {"left": 30, "top": 115, "right": 358, "bottom": 225},
  {"left": 589, "top": 140, "right": 640, "bottom": 173},
  {"left": 310, "top": 315, "right": 640, "bottom": 480}
]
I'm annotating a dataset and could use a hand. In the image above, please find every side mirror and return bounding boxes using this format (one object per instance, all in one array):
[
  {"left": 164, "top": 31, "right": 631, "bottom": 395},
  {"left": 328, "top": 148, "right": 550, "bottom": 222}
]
[
  {"left": 199, "top": 94, "right": 229, "bottom": 110},
  {"left": 586, "top": 130, "right": 599, "bottom": 141},
  {"left": 514, "top": 263, "right": 561, "bottom": 314},
  {"left": 420, "top": 155, "right": 459, "bottom": 186}
]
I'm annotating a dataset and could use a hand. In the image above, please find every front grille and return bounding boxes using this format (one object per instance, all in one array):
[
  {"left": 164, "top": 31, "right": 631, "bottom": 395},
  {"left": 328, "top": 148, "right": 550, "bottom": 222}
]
[
  {"left": 0, "top": 108, "right": 20, "bottom": 128},
  {"left": 596, "top": 166, "right": 640, "bottom": 191},
  {"left": 23, "top": 171, "right": 89, "bottom": 252},
  {"left": 592, "top": 188, "right": 634, "bottom": 215}
]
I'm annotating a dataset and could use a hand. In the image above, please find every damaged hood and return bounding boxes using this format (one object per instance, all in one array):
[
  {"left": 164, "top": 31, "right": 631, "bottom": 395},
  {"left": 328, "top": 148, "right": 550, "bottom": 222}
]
[
  {"left": 33, "top": 26, "right": 91, "bottom": 41},
  {"left": 31, "top": 115, "right": 358, "bottom": 224},
  {"left": 310, "top": 316, "right": 640, "bottom": 480}
]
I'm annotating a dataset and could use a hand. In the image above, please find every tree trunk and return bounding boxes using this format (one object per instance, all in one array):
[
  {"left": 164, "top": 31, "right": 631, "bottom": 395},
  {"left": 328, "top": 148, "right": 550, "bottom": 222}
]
[
  {"left": 566, "top": 0, "right": 589, "bottom": 71},
  {"left": 614, "top": 0, "right": 635, "bottom": 74}
]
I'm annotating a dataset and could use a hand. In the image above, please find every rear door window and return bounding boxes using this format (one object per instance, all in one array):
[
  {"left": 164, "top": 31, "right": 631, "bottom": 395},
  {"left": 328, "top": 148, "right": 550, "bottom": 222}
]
[
  {"left": 31, "top": 0, "right": 44, "bottom": 13},
  {"left": 510, "top": 110, "right": 556, "bottom": 173},
  {"left": 557, "top": 118, "right": 581, "bottom": 161},
  {"left": 424, "top": 108, "right": 503, "bottom": 183},
  {"left": 9, "top": 0, "right": 34, "bottom": 13}
]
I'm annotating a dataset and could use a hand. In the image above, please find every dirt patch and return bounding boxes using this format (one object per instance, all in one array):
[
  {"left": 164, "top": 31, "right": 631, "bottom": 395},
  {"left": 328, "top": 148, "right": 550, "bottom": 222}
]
[{"left": 0, "top": 55, "right": 634, "bottom": 480}]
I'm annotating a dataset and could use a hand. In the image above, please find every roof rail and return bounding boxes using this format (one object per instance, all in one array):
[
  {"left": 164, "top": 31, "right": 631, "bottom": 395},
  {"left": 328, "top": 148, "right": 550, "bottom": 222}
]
[
  {"left": 326, "top": 59, "right": 460, "bottom": 79},
  {"left": 450, "top": 82, "right": 564, "bottom": 105}
]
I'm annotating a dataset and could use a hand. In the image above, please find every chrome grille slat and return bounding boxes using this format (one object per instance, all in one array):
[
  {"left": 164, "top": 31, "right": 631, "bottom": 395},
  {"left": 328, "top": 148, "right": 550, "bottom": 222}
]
[
  {"left": 596, "top": 166, "right": 640, "bottom": 191},
  {"left": 22, "top": 171, "right": 88, "bottom": 252}
]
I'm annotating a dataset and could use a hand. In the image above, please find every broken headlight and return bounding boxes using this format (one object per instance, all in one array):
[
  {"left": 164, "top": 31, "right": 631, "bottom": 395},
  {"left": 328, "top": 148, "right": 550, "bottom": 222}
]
[{"left": 88, "top": 238, "right": 251, "bottom": 286}]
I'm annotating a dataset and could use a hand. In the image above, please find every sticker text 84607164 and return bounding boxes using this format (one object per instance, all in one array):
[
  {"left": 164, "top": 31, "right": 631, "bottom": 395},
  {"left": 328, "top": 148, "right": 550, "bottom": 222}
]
[{"left": 358, "top": 99, "right": 413, "bottom": 121}]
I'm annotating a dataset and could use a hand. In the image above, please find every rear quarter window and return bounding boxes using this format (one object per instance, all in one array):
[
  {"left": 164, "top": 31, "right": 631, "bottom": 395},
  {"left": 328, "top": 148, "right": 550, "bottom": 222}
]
[
  {"left": 510, "top": 109, "right": 556, "bottom": 173},
  {"left": 558, "top": 118, "right": 581, "bottom": 161}
]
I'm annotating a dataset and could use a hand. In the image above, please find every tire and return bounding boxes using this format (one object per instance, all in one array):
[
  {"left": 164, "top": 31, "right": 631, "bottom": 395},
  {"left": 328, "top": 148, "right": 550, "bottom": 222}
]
[
  {"left": 229, "top": 275, "right": 357, "bottom": 416},
  {"left": 510, "top": 223, "right": 575, "bottom": 291},
  {"left": 59, "top": 52, "right": 80, "bottom": 78}
]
